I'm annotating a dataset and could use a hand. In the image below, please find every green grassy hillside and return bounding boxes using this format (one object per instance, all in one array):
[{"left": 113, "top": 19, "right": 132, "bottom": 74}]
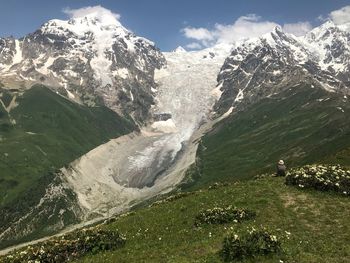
[
  {"left": 0, "top": 85, "right": 136, "bottom": 247},
  {"left": 2, "top": 176, "right": 343, "bottom": 263},
  {"left": 183, "top": 85, "right": 350, "bottom": 190},
  {"left": 0, "top": 85, "right": 135, "bottom": 206},
  {"left": 4, "top": 176, "right": 349, "bottom": 262}
]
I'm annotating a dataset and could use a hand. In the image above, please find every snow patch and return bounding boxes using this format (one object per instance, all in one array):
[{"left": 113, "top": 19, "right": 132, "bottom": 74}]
[
  {"left": 234, "top": 89, "right": 244, "bottom": 103},
  {"left": 129, "top": 90, "right": 134, "bottom": 101},
  {"left": 12, "top": 40, "right": 23, "bottom": 65},
  {"left": 114, "top": 68, "right": 129, "bottom": 79},
  {"left": 36, "top": 56, "right": 56, "bottom": 75}
]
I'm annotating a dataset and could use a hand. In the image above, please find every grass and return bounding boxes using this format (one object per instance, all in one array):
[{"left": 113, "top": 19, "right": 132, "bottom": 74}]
[
  {"left": 70, "top": 176, "right": 350, "bottom": 262},
  {"left": 183, "top": 85, "right": 350, "bottom": 190}
]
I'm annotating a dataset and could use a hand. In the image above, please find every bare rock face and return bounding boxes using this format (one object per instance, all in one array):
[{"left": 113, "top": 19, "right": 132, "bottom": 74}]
[
  {"left": 0, "top": 14, "right": 165, "bottom": 124},
  {"left": 214, "top": 23, "right": 350, "bottom": 115}
]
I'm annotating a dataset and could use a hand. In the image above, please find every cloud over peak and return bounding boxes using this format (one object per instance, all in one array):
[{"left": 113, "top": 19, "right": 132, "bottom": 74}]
[
  {"left": 63, "top": 5, "right": 121, "bottom": 25},
  {"left": 329, "top": 5, "right": 350, "bottom": 24},
  {"left": 182, "top": 14, "right": 312, "bottom": 49}
]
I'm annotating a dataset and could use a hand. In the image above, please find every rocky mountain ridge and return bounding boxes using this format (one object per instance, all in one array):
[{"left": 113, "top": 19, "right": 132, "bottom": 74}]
[
  {"left": 214, "top": 21, "right": 350, "bottom": 115},
  {"left": 0, "top": 13, "right": 165, "bottom": 123}
]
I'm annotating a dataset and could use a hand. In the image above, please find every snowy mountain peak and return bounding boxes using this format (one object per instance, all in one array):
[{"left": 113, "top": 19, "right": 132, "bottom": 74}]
[
  {"left": 68, "top": 7, "right": 122, "bottom": 27},
  {"left": 306, "top": 20, "right": 337, "bottom": 40},
  {"left": 41, "top": 16, "right": 126, "bottom": 41},
  {"left": 302, "top": 19, "right": 350, "bottom": 73},
  {"left": 172, "top": 46, "right": 187, "bottom": 53},
  {"left": 40, "top": 7, "right": 127, "bottom": 38},
  {"left": 0, "top": 11, "right": 165, "bottom": 123},
  {"left": 214, "top": 19, "right": 350, "bottom": 116},
  {"left": 63, "top": 5, "right": 123, "bottom": 29},
  {"left": 306, "top": 19, "right": 350, "bottom": 42},
  {"left": 272, "top": 25, "right": 283, "bottom": 34}
]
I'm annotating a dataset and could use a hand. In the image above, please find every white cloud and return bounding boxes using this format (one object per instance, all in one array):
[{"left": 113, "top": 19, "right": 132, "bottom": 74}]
[
  {"left": 329, "top": 5, "right": 350, "bottom": 24},
  {"left": 182, "top": 27, "right": 214, "bottom": 41},
  {"left": 181, "top": 14, "right": 279, "bottom": 48},
  {"left": 283, "top": 22, "right": 313, "bottom": 36},
  {"left": 181, "top": 14, "right": 315, "bottom": 48},
  {"left": 213, "top": 14, "right": 278, "bottom": 44},
  {"left": 186, "top": 42, "right": 203, "bottom": 50},
  {"left": 63, "top": 5, "right": 121, "bottom": 25}
]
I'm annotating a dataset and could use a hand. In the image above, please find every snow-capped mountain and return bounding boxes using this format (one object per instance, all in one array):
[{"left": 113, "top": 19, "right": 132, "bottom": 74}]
[
  {"left": 0, "top": 13, "right": 165, "bottom": 123},
  {"left": 303, "top": 20, "right": 350, "bottom": 82},
  {"left": 214, "top": 21, "right": 350, "bottom": 115}
]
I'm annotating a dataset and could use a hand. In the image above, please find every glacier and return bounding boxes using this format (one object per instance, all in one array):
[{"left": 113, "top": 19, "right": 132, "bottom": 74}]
[{"left": 60, "top": 44, "right": 232, "bottom": 219}]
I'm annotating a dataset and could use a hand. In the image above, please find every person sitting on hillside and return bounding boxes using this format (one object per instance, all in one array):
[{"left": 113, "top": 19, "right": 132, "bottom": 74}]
[{"left": 276, "top": 160, "right": 286, "bottom": 177}]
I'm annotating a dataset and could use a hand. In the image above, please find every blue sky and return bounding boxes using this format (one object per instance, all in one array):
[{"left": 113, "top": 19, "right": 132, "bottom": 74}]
[{"left": 0, "top": 0, "right": 349, "bottom": 50}]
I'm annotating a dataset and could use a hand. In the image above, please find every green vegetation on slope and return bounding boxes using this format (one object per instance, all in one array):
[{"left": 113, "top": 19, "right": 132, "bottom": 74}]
[
  {"left": 184, "top": 85, "right": 350, "bottom": 190},
  {"left": 0, "top": 85, "right": 135, "bottom": 206},
  {"left": 68, "top": 176, "right": 350, "bottom": 262},
  {"left": 0, "top": 85, "right": 136, "bottom": 247}
]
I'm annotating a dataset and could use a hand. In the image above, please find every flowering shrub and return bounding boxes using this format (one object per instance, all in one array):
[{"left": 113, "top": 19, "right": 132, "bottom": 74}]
[
  {"left": 285, "top": 164, "right": 350, "bottom": 196},
  {"left": 2, "top": 226, "right": 126, "bottom": 263},
  {"left": 194, "top": 206, "right": 256, "bottom": 226},
  {"left": 221, "top": 227, "right": 281, "bottom": 261}
]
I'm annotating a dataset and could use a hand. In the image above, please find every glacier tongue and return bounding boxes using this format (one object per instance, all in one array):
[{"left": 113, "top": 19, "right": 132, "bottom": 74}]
[
  {"left": 60, "top": 44, "right": 232, "bottom": 219},
  {"left": 126, "top": 45, "right": 232, "bottom": 182}
]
